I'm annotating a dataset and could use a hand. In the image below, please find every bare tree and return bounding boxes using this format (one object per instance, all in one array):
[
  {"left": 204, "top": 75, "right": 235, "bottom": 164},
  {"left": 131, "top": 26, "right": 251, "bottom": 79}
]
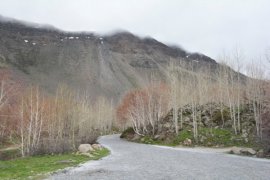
[
  {"left": 117, "top": 84, "right": 169, "bottom": 136},
  {"left": 20, "top": 86, "right": 45, "bottom": 156},
  {"left": 167, "top": 62, "right": 179, "bottom": 135},
  {"left": 233, "top": 48, "right": 244, "bottom": 132},
  {"left": 247, "top": 62, "right": 264, "bottom": 139}
]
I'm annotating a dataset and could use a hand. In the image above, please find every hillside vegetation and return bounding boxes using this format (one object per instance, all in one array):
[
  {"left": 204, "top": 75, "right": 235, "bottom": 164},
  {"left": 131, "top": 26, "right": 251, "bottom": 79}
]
[{"left": 118, "top": 61, "right": 270, "bottom": 157}]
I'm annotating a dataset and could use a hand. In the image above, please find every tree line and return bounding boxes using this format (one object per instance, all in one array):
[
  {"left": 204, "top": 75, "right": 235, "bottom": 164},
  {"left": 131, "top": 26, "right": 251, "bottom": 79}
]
[{"left": 117, "top": 54, "right": 270, "bottom": 147}]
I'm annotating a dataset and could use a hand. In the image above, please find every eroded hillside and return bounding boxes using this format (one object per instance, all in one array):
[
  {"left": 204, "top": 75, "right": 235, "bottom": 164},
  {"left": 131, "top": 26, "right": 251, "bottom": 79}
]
[{"left": 0, "top": 18, "right": 219, "bottom": 101}]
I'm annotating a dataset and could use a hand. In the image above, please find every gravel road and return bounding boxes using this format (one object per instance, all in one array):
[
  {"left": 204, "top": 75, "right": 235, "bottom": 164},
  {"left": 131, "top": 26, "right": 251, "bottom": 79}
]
[{"left": 50, "top": 134, "right": 270, "bottom": 180}]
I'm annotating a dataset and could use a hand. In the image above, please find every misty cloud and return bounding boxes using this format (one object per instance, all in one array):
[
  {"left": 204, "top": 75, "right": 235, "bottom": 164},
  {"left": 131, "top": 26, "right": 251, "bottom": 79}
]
[{"left": 0, "top": 0, "right": 269, "bottom": 68}]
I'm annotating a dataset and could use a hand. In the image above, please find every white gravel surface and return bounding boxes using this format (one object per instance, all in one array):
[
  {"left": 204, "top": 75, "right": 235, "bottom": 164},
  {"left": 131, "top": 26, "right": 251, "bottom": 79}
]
[{"left": 50, "top": 134, "right": 270, "bottom": 180}]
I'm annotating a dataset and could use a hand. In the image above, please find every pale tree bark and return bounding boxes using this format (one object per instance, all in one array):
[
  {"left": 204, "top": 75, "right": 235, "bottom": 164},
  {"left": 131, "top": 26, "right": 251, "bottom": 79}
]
[
  {"left": 20, "top": 86, "right": 45, "bottom": 156},
  {"left": 191, "top": 61, "right": 198, "bottom": 140},
  {"left": 247, "top": 62, "right": 264, "bottom": 139},
  {"left": 233, "top": 48, "right": 244, "bottom": 133},
  {"left": 167, "top": 62, "right": 179, "bottom": 135}
]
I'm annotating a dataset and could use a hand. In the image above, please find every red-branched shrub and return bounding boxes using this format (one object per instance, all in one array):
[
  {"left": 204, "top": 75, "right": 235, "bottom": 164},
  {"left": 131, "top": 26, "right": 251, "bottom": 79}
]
[
  {"left": 116, "top": 83, "right": 169, "bottom": 135},
  {"left": 0, "top": 69, "right": 23, "bottom": 142}
]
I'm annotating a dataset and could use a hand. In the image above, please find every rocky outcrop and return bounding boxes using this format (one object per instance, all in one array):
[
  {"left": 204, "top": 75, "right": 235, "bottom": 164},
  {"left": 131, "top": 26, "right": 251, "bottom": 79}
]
[
  {"left": 122, "top": 103, "right": 257, "bottom": 141},
  {"left": 121, "top": 102, "right": 270, "bottom": 158},
  {"left": 162, "top": 103, "right": 256, "bottom": 135}
]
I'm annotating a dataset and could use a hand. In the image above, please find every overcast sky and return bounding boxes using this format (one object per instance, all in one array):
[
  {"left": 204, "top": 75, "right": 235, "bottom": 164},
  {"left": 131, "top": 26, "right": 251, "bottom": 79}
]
[{"left": 0, "top": 0, "right": 270, "bottom": 70}]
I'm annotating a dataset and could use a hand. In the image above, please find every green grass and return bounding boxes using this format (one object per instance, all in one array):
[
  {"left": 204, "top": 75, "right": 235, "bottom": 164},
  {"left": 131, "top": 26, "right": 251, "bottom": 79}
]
[
  {"left": 140, "top": 136, "right": 161, "bottom": 144},
  {"left": 197, "top": 128, "right": 257, "bottom": 147},
  {"left": 138, "top": 130, "right": 194, "bottom": 147},
  {"left": 172, "top": 129, "right": 193, "bottom": 145},
  {"left": 124, "top": 127, "right": 259, "bottom": 149},
  {"left": 0, "top": 148, "right": 110, "bottom": 180}
]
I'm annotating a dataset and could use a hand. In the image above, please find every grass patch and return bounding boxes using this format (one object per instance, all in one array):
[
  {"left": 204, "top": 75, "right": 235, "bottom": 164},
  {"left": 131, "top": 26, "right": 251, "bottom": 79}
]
[
  {"left": 172, "top": 129, "right": 193, "bottom": 146},
  {"left": 197, "top": 128, "right": 255, "bottom": 147},
  {"left": 124, "top": 127, "right": 258, "bottom": 149},
  {"left": 138, "top": 130, "right": 194, "bottom": 147},
  {"left": 0, "top": 148, "right": 109, "bottom": 179},
  {"left": 140, "top": 136, "right": 160, "bottom": 144}
]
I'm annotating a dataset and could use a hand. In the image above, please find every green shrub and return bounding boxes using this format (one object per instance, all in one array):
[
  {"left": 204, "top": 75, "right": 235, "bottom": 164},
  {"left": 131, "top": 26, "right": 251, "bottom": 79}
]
[
  {"left": 212, "top": 108, "right": 230, "bottom": 125},
  {"left": 120, "top": 127, "right": 135, "bottom": 138}
]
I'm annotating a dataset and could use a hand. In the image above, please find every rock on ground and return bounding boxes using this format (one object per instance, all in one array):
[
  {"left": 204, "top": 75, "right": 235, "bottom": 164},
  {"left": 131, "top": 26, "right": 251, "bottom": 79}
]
[
  {"left": 240, "top": 148, "right": 256, "bottom": 156},
  {"left": 230, "top": 146, "right": 242, "bottom": 155},
  {"left": 78, "top": 144, "right": 94, "bottom": 153},
  {"left": 230, "top": 146, "right": 257, "bottom": 156},
  {"left": 92, "top": 144, "right": 102, "bottom": 150}
]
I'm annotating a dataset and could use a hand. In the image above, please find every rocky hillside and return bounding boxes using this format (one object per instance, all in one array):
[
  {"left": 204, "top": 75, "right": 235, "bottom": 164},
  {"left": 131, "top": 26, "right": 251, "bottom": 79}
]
[
  {"left": 120, "top": 103, "right": 270, "bottom": 158},
  {"left": 0, "top": 16, "right": 219, "bottom": 101}
]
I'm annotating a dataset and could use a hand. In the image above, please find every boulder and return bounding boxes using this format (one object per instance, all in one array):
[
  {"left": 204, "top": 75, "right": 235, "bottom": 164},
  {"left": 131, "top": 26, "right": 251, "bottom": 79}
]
[
  {"left": 241, "top": 130, "right": 249, "bottom": 143},
  {"left": 163, "top": 122, "right": 171, "bottom": 129},
  {"left": 153, "top": 135, "right": 160, "bottom": 140},
  {"left": 184, "top": 117, "right": 191, "bottom": 122},
  {"left": 256, "top": 149, "right": 265, "bottom": 158},
  {"left": 230, "top": 146, "right": 242, "bottom": 155},
  {"left": 240, "top": 148, "right": 256, "bottom": 156},
  {"left": 230, "top": 147, "right": 256, "bottom": 156},
  {"left": 78, "top": 144, "right": 94, "bottom": 153},
  {"left": 92, "top": 144, "right": 103, "bottom": 150},
  {"left": 183, "top": 138, "right": 192, "bottom": 146},
  {"left": 201, "top": 116, "right": 210, "bottom": 126}
]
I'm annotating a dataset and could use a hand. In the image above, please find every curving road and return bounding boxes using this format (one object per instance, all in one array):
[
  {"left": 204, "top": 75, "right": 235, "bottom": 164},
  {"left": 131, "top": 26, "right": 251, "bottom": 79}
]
[{"left": 50, "top": 134, "right": 270, "bottom": 180}]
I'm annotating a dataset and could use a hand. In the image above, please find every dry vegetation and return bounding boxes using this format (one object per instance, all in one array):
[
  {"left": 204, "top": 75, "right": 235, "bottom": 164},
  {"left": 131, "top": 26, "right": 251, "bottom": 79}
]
[
  {"left": 1, "top": 51, "right": 269, "bottom": 157},
  {"left": 117, "top": 83, "right": 170, "bottom": 135},
  {"left": 117, "top": 56, "right": 270, "bottom": 151},
  {"left": 0, "top": 76, "right": 114, "bottom": 156}
]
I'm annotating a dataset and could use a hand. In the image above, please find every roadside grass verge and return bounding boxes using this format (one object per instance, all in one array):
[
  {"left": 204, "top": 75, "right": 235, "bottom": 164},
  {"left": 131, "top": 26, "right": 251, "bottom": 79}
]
[
  {"left": 0, "top": 148, "right": 109, "bottom": 179},
  {"left": 121, "top": 127, "right": 260, "bottom": 149}
]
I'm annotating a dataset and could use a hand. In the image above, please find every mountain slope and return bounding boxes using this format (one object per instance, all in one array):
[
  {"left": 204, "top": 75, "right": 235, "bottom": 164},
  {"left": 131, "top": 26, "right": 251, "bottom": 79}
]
[{"left": 0, "top": 17, "right": 218, "bottom": 101}]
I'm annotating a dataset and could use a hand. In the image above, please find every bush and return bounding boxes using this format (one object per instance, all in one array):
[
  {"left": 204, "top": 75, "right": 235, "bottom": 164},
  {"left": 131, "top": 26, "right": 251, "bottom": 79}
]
[
  {"left": 212, "top": 108, "right": 230, "bottom": 125},
  {"left": 19, "top": 85, "right": 113, "bottom": 156},
  {"left": 116, "top": 84, "right": 169, "bottom": 136},
  {"left": 120, "top": 127, "right": 135, "bottom": 139}
]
